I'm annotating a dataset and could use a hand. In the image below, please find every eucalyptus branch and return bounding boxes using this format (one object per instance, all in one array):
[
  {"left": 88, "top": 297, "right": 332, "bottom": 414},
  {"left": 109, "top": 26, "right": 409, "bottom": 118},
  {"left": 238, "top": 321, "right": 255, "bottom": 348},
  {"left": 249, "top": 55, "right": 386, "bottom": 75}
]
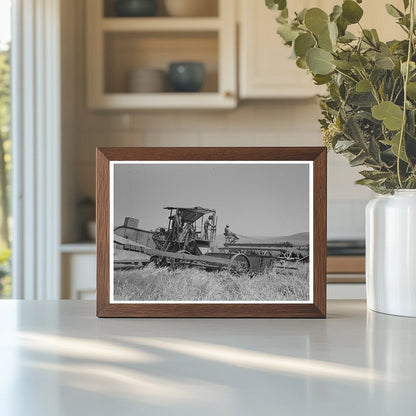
[
  {"left": 398, "top": 24, "right": 410, "bottom": 35},
  {"left": 267, "top": 0, "right": 416, "bottom": 193},
  {"left": 359, "top": 22, "right": 378, "bottom": 49},
  {"left": 397, "top": 0, "right": 415, "bottom": 188}
]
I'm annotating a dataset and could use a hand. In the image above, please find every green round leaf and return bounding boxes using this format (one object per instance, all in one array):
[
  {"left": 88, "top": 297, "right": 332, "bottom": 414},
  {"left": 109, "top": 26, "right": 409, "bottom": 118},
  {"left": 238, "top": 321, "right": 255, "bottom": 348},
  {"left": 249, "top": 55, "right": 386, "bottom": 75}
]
[
  {"left": 313, "top": 74, "right": 332, "bottom": 85},
  {"left": 277, "top": 23, "right": 298, "bottom": 43},
  {"left": 372, "top": 101, "right": 404, "bottom": 131},
  {"left": 328, "top": 21, "right": 339, "bottom": 43},
  {"left": 296, "top": 57, "right": 308, "bottom": 69},
  {"left": 356, "top": 79, "right": 372, "bottom": 93},
  {"left": 306, "top": 48, "right": 335, "bottom": 75},
  {"left": 342, "top": 0, "right": 364, "bottom": 24},
  {"left": 333, "top": 60, "right": 353, "bottom": 70},
  {"left": 318, "top": 29, "right": 333, "bottom": 52},
  {"left": 375, "top": 55, "right": 395, "bottom": 70},
  {"left": 336, "top": 15, "right": 348, "bottom": 36},
  {"left": 371, "top": 29, "right": 380, "bottom": 42},
  {"left": 407, "top": 82, "right": 416, "bottom": 99},
  {"left": 330, "top": 5, "right": 342, "bottom": 22},
  {"left": 318, "top": 22, "right": 338, "bottom": 52},
  {"left": 350, "top": 54, "right": 368, "bottom": 70},
  {"left": 304, "top": 8, "right": 329, "bottom": 35},
  {"left": 386, "top": 132, "right": 409, "bottom": 162},
  {"left": 266, "top": 0, "right": 287, "bottom": 11},
  {"left": 296, "top": 8, "right": 307, "bottom": 23},
  {"left": 294, "top": 33, "right": 316, "bottom": 58}
]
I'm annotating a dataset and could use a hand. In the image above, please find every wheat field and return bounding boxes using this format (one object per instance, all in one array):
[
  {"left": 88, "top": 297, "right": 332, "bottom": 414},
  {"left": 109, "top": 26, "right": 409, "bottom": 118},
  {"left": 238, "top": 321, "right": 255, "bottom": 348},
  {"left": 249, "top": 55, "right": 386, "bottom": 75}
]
[{"left": 114, "top": 263, "right": 309, "bottom": 302}]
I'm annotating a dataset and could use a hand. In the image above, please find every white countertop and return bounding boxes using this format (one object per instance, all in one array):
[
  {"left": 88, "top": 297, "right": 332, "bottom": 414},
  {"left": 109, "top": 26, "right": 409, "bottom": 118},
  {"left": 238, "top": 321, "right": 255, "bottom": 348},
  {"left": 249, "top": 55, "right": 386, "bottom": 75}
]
[{"left": 0, "top": 300, "right": 415, "bottom": 415}]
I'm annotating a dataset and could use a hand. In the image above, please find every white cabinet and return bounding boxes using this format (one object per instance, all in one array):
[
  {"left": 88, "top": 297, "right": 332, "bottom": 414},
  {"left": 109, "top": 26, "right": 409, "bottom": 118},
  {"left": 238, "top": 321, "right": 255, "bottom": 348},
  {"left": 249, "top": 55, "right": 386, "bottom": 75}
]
[
  {"left": 238, "top": 0, "right": 404, "bottom": 99},
  {"left": 239, "top": 0, "right": 325, "bottom": 99},
  {"left": 86, "top": 0, "right": 237, "bottom": 109}
]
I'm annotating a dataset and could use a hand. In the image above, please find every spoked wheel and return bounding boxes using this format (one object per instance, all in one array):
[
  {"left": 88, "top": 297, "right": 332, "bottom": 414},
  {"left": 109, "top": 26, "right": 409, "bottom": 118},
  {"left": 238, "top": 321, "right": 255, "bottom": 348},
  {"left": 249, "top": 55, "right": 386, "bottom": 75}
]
[{"left": 228, "top": 253, "right": 251, "bottom": 275}]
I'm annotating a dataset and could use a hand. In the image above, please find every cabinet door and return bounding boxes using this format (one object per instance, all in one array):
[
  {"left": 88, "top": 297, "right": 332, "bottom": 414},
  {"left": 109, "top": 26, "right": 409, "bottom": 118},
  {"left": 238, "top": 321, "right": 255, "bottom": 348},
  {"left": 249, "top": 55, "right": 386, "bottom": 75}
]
[
  {"left": 239, "top": 0, "right": 326, "bottom": 99},
  {"left": 238, "top": 0, "right": 403, "bottom": 99}
]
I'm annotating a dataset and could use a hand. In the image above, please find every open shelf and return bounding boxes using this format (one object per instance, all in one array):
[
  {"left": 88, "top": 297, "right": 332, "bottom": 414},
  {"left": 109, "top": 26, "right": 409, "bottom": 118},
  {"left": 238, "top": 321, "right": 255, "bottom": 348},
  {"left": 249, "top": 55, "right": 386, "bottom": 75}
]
[
  {"left": 104, "top": 31, "right": 218, "bottom": 94},
  {"left": 87, "top": 0, "right": 236, "bottom": 109}
]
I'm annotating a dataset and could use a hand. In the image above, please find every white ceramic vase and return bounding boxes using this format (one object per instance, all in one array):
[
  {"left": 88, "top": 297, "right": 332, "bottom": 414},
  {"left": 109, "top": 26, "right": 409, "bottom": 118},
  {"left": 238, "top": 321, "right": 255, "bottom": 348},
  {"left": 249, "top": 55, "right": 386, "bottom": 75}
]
[{"left": 366, "top": 190, "right": 416, "bottom": 317}]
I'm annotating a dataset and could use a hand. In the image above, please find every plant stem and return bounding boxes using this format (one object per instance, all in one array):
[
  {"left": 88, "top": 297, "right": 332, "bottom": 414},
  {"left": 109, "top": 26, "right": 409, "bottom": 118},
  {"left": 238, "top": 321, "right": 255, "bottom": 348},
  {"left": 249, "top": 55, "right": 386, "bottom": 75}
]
[
  {"left": 358, "top": 69, "right": 381, "bottom": 104},
  {"left": 397, "top": 0, "right": 415, "bottom": 188},
  {"left": 390, "top": 79, "right": 398, "bottom": 101},
  {"left": 334, "top": 68, "right": 358, "bottom": 84}
]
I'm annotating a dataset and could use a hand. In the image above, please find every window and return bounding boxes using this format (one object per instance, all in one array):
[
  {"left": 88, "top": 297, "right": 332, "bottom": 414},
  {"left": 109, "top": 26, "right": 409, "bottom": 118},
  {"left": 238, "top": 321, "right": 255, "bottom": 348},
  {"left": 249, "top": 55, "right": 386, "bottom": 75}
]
[{"left": 0, "top": 0, "right": 11, "bottom": 298}]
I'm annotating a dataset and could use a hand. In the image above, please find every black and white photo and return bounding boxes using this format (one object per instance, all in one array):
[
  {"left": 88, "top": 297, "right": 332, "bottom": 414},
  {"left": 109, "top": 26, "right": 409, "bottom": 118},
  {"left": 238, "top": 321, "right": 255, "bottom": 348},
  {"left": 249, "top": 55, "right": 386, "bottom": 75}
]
[{"left": 110, "top": 162, "right": 313, "bottom": 304}]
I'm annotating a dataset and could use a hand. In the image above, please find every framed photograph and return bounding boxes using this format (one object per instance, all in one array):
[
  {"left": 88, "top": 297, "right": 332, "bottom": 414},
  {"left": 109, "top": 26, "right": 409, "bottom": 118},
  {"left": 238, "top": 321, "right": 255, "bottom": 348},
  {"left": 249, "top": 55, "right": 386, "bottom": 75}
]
[{"left": 96, "top": 147, "right": 327, "bottom": 318}]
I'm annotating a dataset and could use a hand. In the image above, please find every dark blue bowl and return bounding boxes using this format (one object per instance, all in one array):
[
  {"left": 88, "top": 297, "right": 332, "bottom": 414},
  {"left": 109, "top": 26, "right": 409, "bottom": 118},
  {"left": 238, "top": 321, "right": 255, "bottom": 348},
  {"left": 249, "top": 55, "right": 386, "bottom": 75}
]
[
  {"left": 168, "top": 62, "right": 205, "bottom": 93},
  {"left": 114, "top": 0, "right": 157, "bottom": 17}
]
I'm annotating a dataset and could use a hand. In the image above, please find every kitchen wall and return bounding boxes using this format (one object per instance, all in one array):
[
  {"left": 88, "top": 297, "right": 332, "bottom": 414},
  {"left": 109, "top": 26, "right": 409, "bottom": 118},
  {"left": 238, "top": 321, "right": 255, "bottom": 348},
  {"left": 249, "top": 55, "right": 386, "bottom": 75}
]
[{"left": 62, "top": 0, "right": 374, "bottom": 243}]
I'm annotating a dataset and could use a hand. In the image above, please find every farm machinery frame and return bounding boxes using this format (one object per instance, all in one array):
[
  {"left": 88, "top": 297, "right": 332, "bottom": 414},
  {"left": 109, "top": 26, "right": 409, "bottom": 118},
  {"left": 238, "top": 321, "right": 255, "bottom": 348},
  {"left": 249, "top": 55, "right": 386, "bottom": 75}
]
[{"left": 114, "top": 206, "right": 308, "bottom": 275}]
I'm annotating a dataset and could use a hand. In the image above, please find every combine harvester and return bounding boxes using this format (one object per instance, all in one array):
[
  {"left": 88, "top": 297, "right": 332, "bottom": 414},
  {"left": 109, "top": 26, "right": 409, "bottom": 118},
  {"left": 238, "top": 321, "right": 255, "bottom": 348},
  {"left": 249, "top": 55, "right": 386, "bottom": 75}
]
[{"left": 114, "top": 206, "right": 308, "bottom": 274}]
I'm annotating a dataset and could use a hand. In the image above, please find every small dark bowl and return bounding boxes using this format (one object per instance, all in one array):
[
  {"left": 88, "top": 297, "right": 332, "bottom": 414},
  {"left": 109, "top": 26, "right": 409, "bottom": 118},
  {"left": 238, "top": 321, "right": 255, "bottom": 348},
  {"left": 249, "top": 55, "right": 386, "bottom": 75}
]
[
  {"left": 114, "top": 0, "right": 158, "bottom": 17},
  {"left": 168, "top": 62, "right": 205, "bottom": 93}
]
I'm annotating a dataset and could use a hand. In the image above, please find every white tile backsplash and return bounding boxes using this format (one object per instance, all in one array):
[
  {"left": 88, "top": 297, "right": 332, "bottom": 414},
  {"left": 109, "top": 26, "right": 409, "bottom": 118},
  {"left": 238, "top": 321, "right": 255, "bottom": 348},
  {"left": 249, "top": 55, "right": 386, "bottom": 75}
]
[
  {"left": 133, "top": 112, "right": 180, "bottom": 130},
  {"left": 328, "top": 199, "right": 368, "bottom": 240},
  {"left": 178, "top": 111, "right": 227, "bottom": 130},
  {"left": 142, "top": 130, "right": 201, "bottom": 147}
]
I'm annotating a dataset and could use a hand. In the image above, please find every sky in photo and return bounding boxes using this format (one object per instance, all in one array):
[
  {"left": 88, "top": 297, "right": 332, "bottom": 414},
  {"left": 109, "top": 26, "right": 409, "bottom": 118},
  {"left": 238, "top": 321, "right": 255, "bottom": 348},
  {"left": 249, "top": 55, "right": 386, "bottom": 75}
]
[{"left": 113, "top": 162, "right": 310, "bottom": 238}]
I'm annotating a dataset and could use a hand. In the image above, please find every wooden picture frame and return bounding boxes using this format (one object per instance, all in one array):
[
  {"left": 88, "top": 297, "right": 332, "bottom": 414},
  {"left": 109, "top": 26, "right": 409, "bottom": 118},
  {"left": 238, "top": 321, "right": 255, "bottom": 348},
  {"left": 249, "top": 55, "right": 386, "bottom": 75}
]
[{"left": 96, "top": 147, "right": 327, "bottom": 318}]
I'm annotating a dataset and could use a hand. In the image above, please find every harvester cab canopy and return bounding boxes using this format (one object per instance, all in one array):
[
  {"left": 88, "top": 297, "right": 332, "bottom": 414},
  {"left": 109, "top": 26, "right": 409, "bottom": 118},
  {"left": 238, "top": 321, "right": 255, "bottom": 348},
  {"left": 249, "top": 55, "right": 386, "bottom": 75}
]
[{"left": 164, "top": 206, "right": 216, "bottom": 224}]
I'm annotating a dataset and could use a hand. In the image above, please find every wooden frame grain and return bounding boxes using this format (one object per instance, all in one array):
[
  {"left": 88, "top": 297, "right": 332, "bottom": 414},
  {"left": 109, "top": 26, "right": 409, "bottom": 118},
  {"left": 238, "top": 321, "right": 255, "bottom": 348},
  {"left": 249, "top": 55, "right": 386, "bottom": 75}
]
[{"left": 96, "top": 147, "right": 327, "bottom": 318}]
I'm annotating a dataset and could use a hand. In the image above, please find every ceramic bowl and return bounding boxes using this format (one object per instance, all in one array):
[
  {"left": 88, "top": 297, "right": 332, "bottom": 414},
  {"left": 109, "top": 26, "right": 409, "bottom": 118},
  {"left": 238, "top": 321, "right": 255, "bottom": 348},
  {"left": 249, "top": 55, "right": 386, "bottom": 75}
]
[
  {"left": 128, "top": 68, "right": 167, "bottom": 93},
  {"left": 114, "top": 0, "right": 158, "bottom": 17},
  {"left": 164, "top": 0, "right": 217, "bottom": 17},
  {"left": 168, "top": 62, "right": 205, "bottom": 92}
]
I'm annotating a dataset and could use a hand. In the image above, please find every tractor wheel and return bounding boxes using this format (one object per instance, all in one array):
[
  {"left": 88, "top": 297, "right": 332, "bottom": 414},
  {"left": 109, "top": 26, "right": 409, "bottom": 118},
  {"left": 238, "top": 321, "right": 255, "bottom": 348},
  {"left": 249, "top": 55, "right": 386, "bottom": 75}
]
[{"left": 228, "top": 253, "right": 251, "bottom": 275}]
